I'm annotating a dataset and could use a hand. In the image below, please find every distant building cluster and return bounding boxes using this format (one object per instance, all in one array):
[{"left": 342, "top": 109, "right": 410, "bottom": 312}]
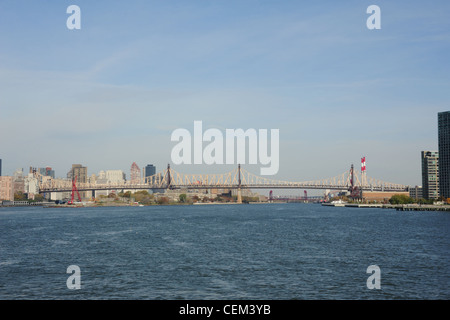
[
  {"left": 0, "top": 166, "right": 54, "bottom": 202},
  {"left": 0, "top": 161, "right": 158, "bottom": 202}
]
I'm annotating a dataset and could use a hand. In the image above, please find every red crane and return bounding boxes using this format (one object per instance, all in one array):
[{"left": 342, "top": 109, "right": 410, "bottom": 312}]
[{"left": 68, "top": 175, "right": 81, "bottom": 205}]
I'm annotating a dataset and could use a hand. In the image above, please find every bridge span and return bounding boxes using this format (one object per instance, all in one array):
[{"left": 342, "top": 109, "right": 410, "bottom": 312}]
[{"left": 39, "top": 164, "right": 409, "bottom": 194}]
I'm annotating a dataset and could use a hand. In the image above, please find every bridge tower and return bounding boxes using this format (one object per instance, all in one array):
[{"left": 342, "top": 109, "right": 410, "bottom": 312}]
[
  {"left": 350, "top": 164, "right": 354, "bottom": 190},
  {"left": 349, "top": 163, "right": 362, "bottom": 200},
  {"left": 167, "top": 164, "right": 172, "bottom": 189},
  {"left": 237, "top": 164, "right": 242, "bottom": 204}
]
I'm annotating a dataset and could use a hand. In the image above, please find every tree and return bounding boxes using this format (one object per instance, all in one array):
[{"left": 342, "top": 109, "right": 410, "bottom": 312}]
[
  {"left": 119, "top": 191, "right": 132, "bottom": 198},
  {"left": 157, "top": 197, "right": 169, "bottom": 205},
  {"left": 108, "top": 192, "right": 117, "bottom": 199},
  {"left": 14, "top": 192, "right": 27, "bottom": 201},
  {"left": 418, "top": 198, "right": 433, "bottom": 205},
  {"left": 389, "top": 194, "right": 414, "bottom": 205},
  {"left": 133, "top": 190, "right": 153, "bottom": 205},
  {"left": 135, "top": 190, "right": 150, "bottom": 197},
  {"left": 179, "top": 194, "right": 187, "bottom": 203}
]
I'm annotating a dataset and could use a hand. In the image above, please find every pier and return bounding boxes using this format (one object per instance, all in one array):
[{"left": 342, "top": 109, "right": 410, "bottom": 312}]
[
  {"left": 323, "top": 202, "right": 450, "bottom": 212},
  {"left": 390, "top": 204, "right": 450, "bottom": 212}
]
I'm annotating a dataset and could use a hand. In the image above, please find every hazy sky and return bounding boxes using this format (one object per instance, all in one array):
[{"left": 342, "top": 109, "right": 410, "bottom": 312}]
[{"left": 1, "top": 0, "right": 449, "bottom": 190}]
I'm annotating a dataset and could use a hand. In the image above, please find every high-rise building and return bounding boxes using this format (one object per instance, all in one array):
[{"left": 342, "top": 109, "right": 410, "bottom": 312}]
[
  {"left": 68, "top": 164, "right": 88, "bottom": 199},
  {"left": 130, "top": 162, "right": 141, "bottom": 184},
  {"left": 97, "top": 170, "right": 107, "bottom": 183},
  {"left": 39, "top": 167, "right": 55, "bottom": 179},
  {"left": 0, "top": 176, "right": 13, "bottom": 201},
  {"left": 144, "top": 164, "right": 156, "bottom": 177},
  {"left": 421, "top": 151, "right": 439, "bottom": 200},
  {"left": 68, "top": 164, "right": 87, "bottom": 183},
  {"left": 438, "top": 111, "right": 450, "bottom": 199},
  {"left": 104, "top": 170, "right": 126, "bottom": 196},
  {"left": 13, "top": 169, "right": 25, "bottom": 196},
  {"left": 105, "top": 170, "right": 126, "bottom": 184},
  {"left": 409, "top": 186, "right": 423, "bottom": 200}
]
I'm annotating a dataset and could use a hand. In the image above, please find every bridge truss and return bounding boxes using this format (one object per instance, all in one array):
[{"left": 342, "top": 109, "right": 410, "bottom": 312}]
[{"left": 39, "top": 164, "right": 408, "bottom": 194}]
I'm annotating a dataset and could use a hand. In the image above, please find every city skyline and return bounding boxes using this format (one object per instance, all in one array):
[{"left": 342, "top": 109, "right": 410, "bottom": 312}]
[{"left": 1, "top": 1, "right": 450, "bottom": 187}]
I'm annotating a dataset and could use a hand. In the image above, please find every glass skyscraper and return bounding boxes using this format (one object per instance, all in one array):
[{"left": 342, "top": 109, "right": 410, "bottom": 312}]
[
  {"left": 144, "top": 164, "right": 156, "bottom": 177},
  {"left": 438, "top": 111, "right": 450, "bottom": 199}
]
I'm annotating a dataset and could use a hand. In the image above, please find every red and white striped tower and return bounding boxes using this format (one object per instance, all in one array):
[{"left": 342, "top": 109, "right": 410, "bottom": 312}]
[{"left": 361, "top": 157, "right": 366, "bottom": 186}]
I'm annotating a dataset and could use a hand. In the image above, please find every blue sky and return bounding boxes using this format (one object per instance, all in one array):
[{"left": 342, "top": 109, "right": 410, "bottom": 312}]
[{"left": 1, "top": 0, "right": 449, "bottom": 190}]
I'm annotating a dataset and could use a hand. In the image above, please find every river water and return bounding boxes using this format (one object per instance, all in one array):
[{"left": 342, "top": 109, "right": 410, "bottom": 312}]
[{"left": 0, "top": 203, "right": 448, "bottom": 299}]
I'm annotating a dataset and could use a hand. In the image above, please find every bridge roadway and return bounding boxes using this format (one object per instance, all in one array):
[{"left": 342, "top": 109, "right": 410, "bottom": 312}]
[{"left": 39, "top": 183, "right": 408, "bottom": 193}]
